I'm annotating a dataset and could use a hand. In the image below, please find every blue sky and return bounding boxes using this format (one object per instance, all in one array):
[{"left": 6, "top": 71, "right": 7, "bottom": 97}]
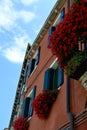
[{"left": 0, "top": 0, "right": 57, "bottom": 129}]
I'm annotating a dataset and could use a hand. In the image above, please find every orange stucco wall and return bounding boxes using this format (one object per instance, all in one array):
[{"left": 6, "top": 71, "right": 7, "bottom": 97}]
[
  {"left": 70, "top": 79, "right": 87, "bottom": 115},
  {"left": 25, "top": 0, "right": 87, "bottom": 129},
  {"left": 25, "top": 31, "right": 87, "bottom": 130},
  {"left": 75, "top": 121, "right": 87, "bottom": 130}
]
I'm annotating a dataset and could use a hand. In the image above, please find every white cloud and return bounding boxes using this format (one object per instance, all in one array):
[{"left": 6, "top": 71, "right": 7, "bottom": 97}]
[
  {"left": 20, "top": 0, "right": 39, "bottom": 6},
  {"left": 0, "top": 0, "right": 35, "bottom": 31},
  {"left": 0, "top": 46, "right": 2, "bottom": 51},
  {"left": 4, "top": 47, "right": 24, "bottom": 63},
  {"left": 2, "top": 34, "right": 30, "bottom": 63},
  {"left": 0, "top": 0, "right": 16, "bottom": 30},
  {"left": 0, "top": 0, "right": 36, "bottom": 63},
  {"left": 17, "top": 10, "right": 35, "bottom": 23},
  {"left": 14, "top": 34, "right": 31, "bottom": 48}
]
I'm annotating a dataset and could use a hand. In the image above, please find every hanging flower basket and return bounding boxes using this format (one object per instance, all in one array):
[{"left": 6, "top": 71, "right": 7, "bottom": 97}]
[
  {"left": 32, "top": 90, "right": 58, "bottom": 120},
  {"left": 49, "top": 0, "right": 87, "bottom": 79},
  {"left": 13, "top": 116, "right": 28, "bottom": 130}
]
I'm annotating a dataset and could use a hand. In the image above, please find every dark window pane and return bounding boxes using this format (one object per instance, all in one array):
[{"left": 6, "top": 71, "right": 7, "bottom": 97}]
[{"left": 28, "top": 59, "right": 36, "bottom": 77}]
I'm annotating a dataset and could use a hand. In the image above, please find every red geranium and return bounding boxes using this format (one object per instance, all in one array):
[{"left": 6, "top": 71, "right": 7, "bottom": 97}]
[
  {"left": 32, "top": 90, "right": 58, "bottom": 120},
  {"left": 13, "top": 116, "right": 28, "bottom": 130},
  {"left": 49, "top": 0, "right": 87, "bottom": 70}
]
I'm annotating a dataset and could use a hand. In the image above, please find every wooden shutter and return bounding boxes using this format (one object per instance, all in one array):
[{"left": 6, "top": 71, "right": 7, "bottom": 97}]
[
  {"left": 48, "top": 26, "right": 56, "bottom": 48},
  {"left": 54, "top": 68, "right": 58, "bottom": 88},
  {"left": 43, "top": 68, "right": 54, "bottom": 90},
  {"left": 60, "top": 8, "right": 65, "bottom": 21},
  {"left": 58, "top": 67, "right": 64, "bottom": 87},
  {"left": 35, "top": 47, "right": 41, "bottom": 65},
  {"left": 28, "top": 86, "right": 36, "bottom": 117},
  {"left": 21, "top": 97, "right": 30, "bottom": 117},
  {"left": 27, "top": 59, "right": 36, "bottom": 77}
]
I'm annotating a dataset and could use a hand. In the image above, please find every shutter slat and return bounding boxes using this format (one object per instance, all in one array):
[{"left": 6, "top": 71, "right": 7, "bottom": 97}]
[
  {"left": 58, "top": 67, "right": 64, "bottom": 87},
  {"left": 54, "top": 68, "right": 58, "bottom": 88},
  {"left": 43, "top": 68, "right": 54, "bottom": 90},
  {"left": 28, "top": 59, "right": 36, "bottom": 77},
  {"left": 60, "top": 8, "right": 65, "bottom": 21},
  {"left": 28, "top": 86, "right": 36, "bottom": 116},
  {"left": 21, "top": 97, "right": 30, "bottom": 117}
]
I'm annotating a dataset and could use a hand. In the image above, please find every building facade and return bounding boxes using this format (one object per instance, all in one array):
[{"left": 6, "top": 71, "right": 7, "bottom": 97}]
[{"left": 9, "top": 0, "right": 87, "bottom": 130}]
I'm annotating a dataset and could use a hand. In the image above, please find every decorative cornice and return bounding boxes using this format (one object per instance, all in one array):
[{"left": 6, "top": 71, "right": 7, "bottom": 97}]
[{"left": 8, "top": 43, "right": 31, "bottom": 128}]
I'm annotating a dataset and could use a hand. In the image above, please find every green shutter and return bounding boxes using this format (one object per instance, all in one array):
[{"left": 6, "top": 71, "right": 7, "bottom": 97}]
[
  {"left": 28, "top": 86, "right": 36, "bottom": 117},
  {"left": 53, "top": 67, "right": 64, "bottom": 88},
  {"left": 58, "top": 67, "right": 64, "bottom": 87},
  {"left": 60, "top": 8, "right": 65, "bottom": 21},
  {"left": 28, "top": 59, "right": 36, "bottom": 77},
  {"left": 21, "top": 97, "right": 30, "bottom": 117},
  {"left": 54, "top": 68, "right": 58, "bottom": 89},
  {"left": 43, "top": 68, "right": 54, "bottom": 90}
]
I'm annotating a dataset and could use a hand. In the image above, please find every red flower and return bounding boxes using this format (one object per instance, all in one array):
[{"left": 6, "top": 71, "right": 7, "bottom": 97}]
[
  {"left": 32, "top": 90, "right": 58, "bottom": 120},
  {"left": 49, "top": 0, "right": 87, "bottom": 71},
  {"left": 13, "top": 117, "right": 28, "bottom": 130}
]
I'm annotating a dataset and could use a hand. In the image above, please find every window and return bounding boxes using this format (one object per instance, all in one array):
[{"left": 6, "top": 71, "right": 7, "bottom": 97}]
[
  {"left": 53, "top": 8, "right": 65, "bottom": 26},
  {"left": 27, "top": 59, "right": 36, "bottom": 77},
  {"left": 60, "top": 8, "right": 65, "bottom": 21},
  {"left": 21, "top": 97, "right": 30, "bottom": 117},
  {"left": 35, "top": 46, "right": 41, "bottom": 65},
  {"left": 27, "top": 47, "right": 41, "bottom": 77},
  {"left": 28, "top": 86, "right": 36, "bottom": 117},
  {"left": 47, "top": 26, "right": 56, "bottom": 48},
  {"left": 43, "top": 68, "right": 54, "bottom": 90},
  {"left": 47, "top": 8, "right": 65, "bottom": 48},
  {"left": 53, "top": 13, "right": 61, "bottom": 26},
  {"left": 21, "top": 86, "right": 36, "bottom": 118},
  {"left": 43, "top": 59, "right": 64, "bottom": 90}
]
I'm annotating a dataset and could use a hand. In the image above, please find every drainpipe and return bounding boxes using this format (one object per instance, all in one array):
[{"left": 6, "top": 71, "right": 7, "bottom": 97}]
[
  {"left": 66, "top": 76, "right": 74, "bottom": 130},
  {"left": 66, "top": 0, "right": 74, "bottom": 129}
]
